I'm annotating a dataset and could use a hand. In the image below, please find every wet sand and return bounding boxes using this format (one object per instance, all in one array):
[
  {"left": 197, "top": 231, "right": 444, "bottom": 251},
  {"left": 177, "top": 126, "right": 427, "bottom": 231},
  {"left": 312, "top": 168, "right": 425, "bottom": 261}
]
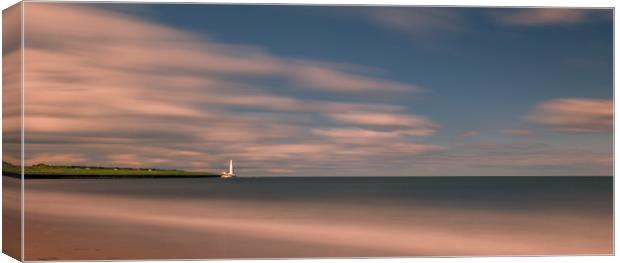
[
  {"left": 2, "top": 176, "right": 21, "bottom": 260},
  {"left": 21, "top": 177, "right": 613, "bottom": 260}
]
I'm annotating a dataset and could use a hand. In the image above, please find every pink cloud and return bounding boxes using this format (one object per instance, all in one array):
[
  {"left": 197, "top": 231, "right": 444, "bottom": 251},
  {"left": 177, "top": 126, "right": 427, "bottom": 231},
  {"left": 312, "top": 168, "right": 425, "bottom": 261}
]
[
  {"left": 2, "top": 4, "right": 22, "bottom": 165},
  {"left": 312, "top": 128, "right": 402, "bottom": 143},
  {"left": 366, "top": 8, "right": 465, "bottom": 36},
  {"left": 19, "top": 3, "right": 439, "bottom": 175},
  {"left": 27, "top": 153, "right": 88, "bottom": 165},
  {"left": 24, "top": 4, "right": 419, "bottom": 94},
  {"left": 459, "top": 131, "right": 480, "bottom": 138},
  {"left": 14, "top": 4, "right": 612, "bottom": 178},
  {"left": 410, "top": 142, "right": 612, "bottom": 176},
  {"left": 327, "top": 111, "right": 439, "bottom": 136},
  {"left": 496, "top": 9, "right": 603, "bottom": 26},
  {"left": 290, "top": 62, "right": 418, "bottom": 92},
  {"left": 499, "top": 129, "right": 532, "bottom": 137},
  {"left": 526, "top": 98, "right": 612, "bottom": 133}
]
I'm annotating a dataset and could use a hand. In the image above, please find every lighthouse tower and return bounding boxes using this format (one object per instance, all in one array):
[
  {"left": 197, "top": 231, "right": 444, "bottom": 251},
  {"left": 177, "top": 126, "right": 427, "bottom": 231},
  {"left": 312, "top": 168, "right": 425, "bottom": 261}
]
[{"left": 220, "top": 160, "right": 236, "bottom": 178}]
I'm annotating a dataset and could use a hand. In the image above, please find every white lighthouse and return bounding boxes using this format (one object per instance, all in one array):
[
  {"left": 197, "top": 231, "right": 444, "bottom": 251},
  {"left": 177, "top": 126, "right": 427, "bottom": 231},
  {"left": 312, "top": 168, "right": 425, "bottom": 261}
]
[{"left": 220, "top": 160, "right": 236, "bottom": 178}]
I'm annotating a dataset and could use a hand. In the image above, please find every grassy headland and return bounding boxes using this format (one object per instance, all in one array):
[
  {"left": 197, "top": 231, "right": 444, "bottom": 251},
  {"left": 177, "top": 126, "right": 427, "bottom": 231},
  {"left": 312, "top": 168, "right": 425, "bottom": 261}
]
[{"left": 2, "top": 161, "right": 217, "bottom": 179}]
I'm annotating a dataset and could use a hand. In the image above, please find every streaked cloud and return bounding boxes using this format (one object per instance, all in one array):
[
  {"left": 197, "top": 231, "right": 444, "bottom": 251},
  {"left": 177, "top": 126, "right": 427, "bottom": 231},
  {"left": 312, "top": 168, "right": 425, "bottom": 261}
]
[
  {"left": 466, "top": 143, "right": 610, "bottom": 170},
  {"left": 27, "top": 153, "right": 88, "bottom": 165},
  {"left": 412, "top": 142, "right": 612, "bottom": 176},
  {"left": 495, "top": 9, "right": 607, "bottom": 26},
  {"left": 2, "top": 4, "right": 21, "bottom": 165},
  {"left": 365, "top": 8, "right": 465, "bottom": 36},
  {"left": 326, "top": 111, "right": 439, "bottom": 136},
  {"left": 15, "top": 4, "right": 612, "bottom": 177},
  {"left": 312, "top": 128, "right": 402, "bottom": 144},
  {"left": 21, "top": 3, "right": 438, "bottom": 175},
  {"left": 499, "top": 129, "right": 532, "bottom": 137},
  {"left": 355, "top": 7, "right": 611, "bottom": 41},
  {"left": 25, "top": 4, "right": 420, "bottom": 94},
  {"left": 526, "top": 98, "right": 612, "bottom": 133}
]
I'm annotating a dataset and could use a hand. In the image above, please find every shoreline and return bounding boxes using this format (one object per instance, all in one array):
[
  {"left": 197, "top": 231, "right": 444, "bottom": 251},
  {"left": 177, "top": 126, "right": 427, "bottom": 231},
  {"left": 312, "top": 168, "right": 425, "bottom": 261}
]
[
  {"left": 3, "top": 173, "right": 219, "bottom": 179},
  {"left": 2, "top": 162, "right": 218, "bottom": 179},
  {"left": 2, "top": 174, "right": 612, "bottom": 179}
]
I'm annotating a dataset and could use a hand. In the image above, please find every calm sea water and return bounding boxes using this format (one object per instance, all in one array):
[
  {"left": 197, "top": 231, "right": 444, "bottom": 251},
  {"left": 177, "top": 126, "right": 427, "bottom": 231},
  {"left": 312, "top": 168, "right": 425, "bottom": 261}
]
[{"left": 14, "top": 176, "right": 613, "bottom": 260}]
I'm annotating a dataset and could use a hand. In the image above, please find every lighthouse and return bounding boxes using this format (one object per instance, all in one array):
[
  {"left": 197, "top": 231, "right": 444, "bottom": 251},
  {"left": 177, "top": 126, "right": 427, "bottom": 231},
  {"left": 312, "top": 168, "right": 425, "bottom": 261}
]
[{"left": 220, "top": 160, "right": 236, "bottom": 178}]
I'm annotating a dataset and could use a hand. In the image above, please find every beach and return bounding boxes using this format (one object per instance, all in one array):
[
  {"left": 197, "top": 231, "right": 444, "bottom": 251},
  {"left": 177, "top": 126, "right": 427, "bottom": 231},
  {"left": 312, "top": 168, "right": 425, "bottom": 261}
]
[
  {"left": 17, "top": 176, "right": 613, "bottom": 260},
  {"left": 2, "top": 176, "right": 21, "bottom": 259}
]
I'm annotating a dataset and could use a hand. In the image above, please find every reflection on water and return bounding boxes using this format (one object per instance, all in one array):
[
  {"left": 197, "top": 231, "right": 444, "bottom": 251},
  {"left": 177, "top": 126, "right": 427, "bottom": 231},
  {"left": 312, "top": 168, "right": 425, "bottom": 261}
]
[{"left": 23, "top": 177, "right": 612, "bottom": 260}]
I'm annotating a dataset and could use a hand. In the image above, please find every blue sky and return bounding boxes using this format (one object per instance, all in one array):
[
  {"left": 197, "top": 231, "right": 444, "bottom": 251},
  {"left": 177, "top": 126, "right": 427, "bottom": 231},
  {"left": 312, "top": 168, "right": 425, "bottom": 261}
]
[
  {"left": 105, "top": 4, "right": 613, "bottom": 139},
  {"left": 15, "top": 3, "right": 613, "bottom": 176}
]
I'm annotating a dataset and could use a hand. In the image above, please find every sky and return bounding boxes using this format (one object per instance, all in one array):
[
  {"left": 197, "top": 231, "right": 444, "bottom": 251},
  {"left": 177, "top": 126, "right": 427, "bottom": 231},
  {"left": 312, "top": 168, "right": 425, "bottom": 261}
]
[{"left": 6, "top": 3, "right": 613, "bottom": 176}]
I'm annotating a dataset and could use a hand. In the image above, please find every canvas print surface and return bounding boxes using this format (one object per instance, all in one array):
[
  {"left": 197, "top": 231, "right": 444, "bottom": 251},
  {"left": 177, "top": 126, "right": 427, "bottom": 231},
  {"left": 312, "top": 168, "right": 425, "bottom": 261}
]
[
  {"left": 1, "top": 2, "right": 614, "bottom": 261},
  {"left": 2, "top": 2, "right": 22, "bottom": 260}
]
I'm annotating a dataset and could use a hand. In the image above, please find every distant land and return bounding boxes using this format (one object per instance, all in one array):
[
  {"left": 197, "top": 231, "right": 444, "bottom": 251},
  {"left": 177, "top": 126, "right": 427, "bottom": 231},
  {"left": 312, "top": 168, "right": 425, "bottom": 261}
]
[{"left": 2, "top": 161, "right": 217, "bottom": 179}]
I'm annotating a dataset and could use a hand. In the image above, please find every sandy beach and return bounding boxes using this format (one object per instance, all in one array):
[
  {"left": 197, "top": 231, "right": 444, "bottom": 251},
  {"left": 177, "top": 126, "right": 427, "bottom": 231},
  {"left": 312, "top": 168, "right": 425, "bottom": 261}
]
[
  {"left": 18, "top": 177, "right": 613, "bottom": 260},
  {"left": 2, "top": 177, "right": 21, "bottom": 259}
]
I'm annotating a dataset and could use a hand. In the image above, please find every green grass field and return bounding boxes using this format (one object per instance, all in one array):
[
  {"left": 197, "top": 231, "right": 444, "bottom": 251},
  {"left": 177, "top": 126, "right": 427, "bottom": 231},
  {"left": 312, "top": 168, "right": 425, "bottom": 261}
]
[{"left": 2, "top": 162, "right": 217, "bottom": 178}]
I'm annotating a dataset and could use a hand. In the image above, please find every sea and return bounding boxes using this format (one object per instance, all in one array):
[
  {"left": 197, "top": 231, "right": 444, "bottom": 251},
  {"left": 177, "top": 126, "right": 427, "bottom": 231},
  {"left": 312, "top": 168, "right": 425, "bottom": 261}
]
[{"left": 3, "top": 176, "right": 613, "bottom": 260}]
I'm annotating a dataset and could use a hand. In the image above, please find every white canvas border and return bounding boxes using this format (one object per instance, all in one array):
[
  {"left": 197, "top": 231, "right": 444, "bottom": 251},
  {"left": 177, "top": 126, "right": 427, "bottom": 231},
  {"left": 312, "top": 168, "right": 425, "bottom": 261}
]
[{"left": 0, "top": 1, "right": 616, "bottom": 263}]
